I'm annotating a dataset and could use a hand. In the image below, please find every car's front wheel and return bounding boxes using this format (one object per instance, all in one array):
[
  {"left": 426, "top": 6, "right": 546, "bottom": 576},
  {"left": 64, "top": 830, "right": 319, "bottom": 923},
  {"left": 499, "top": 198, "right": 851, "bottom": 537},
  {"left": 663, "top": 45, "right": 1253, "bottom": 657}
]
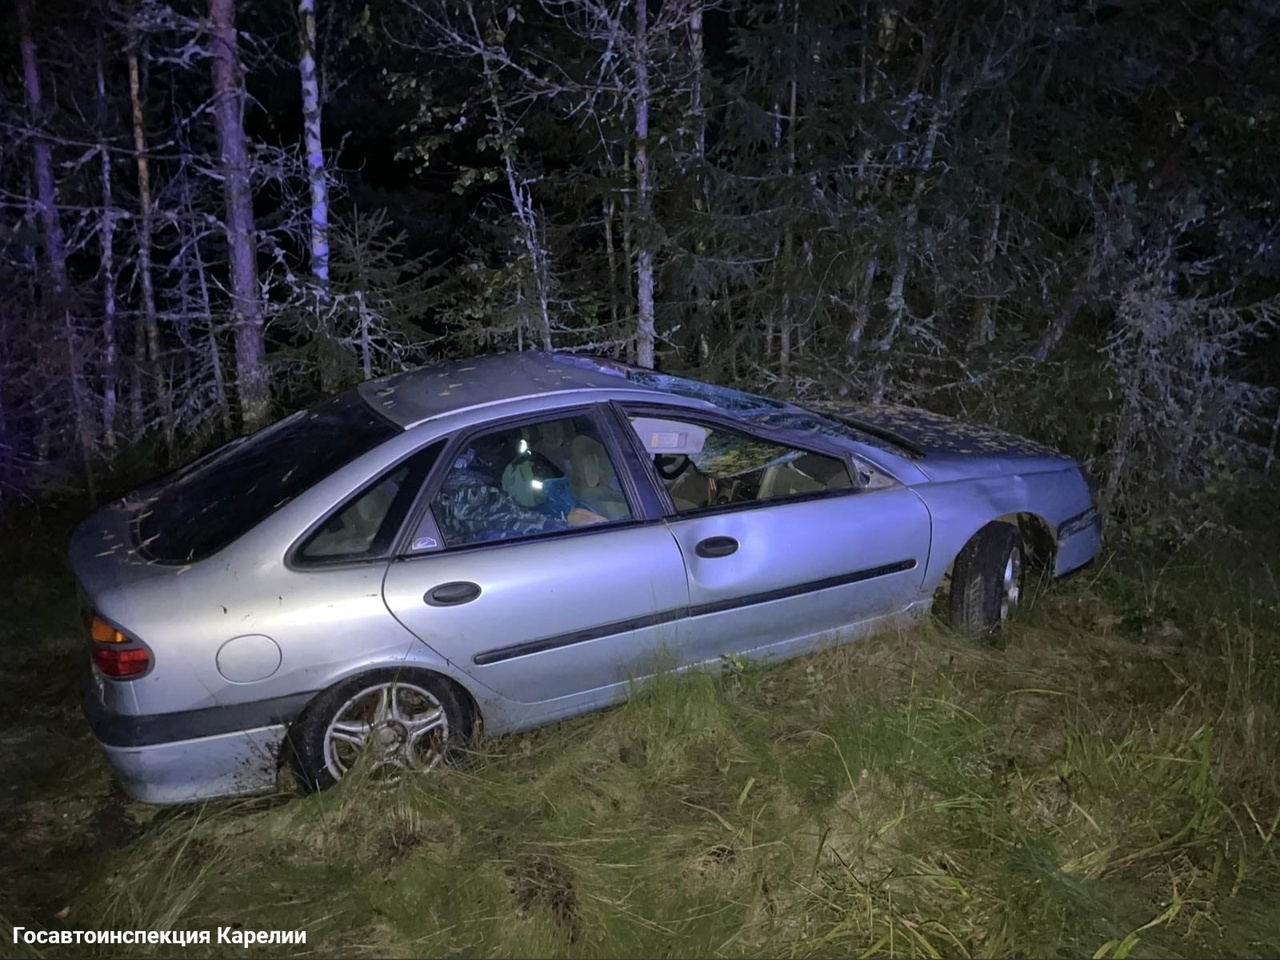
[
  {"left": 287, "top": 669, "right": 473, "bottom": 792},
  {"left": 949, "top": 521, "right": 1024, "bottom": 636}
]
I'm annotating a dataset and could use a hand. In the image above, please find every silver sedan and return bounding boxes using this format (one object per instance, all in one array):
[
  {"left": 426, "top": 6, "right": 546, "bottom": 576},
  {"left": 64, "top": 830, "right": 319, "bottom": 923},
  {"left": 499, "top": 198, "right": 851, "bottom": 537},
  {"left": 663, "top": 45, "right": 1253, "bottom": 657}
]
[{"left": 70, "top": 351, "right": 1102, "bottom": 803}]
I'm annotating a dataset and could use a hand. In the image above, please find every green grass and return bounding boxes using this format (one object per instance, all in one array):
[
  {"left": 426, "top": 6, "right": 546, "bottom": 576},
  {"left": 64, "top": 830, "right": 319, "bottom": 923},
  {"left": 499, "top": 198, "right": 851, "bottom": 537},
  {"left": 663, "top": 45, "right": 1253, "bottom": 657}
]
[{"left": 3, "top": 496, "right": 1280, "bottom": 958}]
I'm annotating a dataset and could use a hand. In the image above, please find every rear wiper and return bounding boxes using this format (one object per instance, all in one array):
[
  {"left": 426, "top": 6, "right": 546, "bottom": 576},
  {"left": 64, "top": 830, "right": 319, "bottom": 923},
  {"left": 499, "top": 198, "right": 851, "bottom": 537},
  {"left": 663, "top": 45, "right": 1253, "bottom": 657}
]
[{"left": 832, "top": 414, "right": 927, "bottom": 460}]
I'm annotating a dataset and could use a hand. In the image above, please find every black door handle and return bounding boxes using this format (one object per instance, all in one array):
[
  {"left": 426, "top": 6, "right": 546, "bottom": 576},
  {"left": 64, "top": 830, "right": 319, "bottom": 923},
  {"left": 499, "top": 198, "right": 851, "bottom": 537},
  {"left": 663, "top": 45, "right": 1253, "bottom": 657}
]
[
  {"left": 695, "top": 536, "right": 739, "bottom": 558},
  {"left": 424, "top": 581, "right": 482, "bottom": 606}
]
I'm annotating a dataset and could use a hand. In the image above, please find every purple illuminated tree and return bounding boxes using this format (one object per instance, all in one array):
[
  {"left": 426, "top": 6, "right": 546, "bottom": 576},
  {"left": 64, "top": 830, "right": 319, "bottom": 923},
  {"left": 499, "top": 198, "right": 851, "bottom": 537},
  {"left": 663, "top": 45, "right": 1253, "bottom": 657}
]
[{"left": 207, "top": 0, "right": 270, "bottom": 430}]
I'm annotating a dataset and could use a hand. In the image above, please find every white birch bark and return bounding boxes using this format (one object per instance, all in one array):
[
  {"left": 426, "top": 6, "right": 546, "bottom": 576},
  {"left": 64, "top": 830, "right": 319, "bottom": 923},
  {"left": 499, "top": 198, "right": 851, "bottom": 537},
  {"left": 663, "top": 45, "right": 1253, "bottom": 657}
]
[
  {"left": 297, "top": 0, "right": 330, "bottom": 291},
  {"left": 633, "top": 0, "right": 656, "bottom": 369}
]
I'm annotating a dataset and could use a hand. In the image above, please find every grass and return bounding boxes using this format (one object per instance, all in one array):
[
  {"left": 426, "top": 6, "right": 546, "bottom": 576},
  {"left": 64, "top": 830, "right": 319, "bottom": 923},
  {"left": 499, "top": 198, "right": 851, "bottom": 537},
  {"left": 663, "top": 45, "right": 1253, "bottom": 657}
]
[{"left": 3, "top": 495, "right": 1280, "bottom": 958}]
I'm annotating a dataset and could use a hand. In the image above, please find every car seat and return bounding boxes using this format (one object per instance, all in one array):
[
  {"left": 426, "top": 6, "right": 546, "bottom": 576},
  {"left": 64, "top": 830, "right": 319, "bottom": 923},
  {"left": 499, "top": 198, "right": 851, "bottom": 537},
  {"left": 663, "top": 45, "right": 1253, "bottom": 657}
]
[{"left": 568, "top": 435, "right": 631, "bottom": 520}]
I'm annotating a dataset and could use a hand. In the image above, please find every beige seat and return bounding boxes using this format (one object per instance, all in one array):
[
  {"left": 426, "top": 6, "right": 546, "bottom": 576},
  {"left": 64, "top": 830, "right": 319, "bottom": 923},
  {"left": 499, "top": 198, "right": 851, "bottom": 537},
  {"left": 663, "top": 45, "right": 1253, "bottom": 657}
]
[
  {"left": 665, "top": 462, "right": 711, "bottom": 512},
  {"left": 758, "top": 453, "right": 851, "bottom": 500},
  {"left": 568, "top": 436, "right": 631, "bottom": 520},
  {"left": 758, "top": 462, "right": 824, "bottom": 500}
]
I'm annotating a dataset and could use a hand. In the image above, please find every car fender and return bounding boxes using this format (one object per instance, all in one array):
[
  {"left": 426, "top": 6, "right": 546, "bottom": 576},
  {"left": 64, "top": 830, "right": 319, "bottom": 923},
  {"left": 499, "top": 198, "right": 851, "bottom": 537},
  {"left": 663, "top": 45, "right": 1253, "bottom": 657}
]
[{"left": 914, "top": 467, "right": 1094, "bottom": 598}]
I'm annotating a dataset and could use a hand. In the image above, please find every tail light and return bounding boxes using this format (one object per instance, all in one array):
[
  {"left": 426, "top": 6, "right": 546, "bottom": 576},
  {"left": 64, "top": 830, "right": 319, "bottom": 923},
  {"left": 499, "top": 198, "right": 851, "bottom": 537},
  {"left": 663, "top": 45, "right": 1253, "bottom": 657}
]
[{"left": 88, "top": 613, "right": 151, "bottom": 678}]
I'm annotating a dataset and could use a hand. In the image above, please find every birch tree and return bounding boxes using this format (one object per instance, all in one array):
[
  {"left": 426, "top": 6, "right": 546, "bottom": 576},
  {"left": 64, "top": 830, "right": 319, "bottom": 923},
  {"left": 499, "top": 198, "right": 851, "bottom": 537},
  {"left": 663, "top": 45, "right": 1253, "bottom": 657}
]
[{"left": 297, "top": 0, "right": 330, "bottom": 293}]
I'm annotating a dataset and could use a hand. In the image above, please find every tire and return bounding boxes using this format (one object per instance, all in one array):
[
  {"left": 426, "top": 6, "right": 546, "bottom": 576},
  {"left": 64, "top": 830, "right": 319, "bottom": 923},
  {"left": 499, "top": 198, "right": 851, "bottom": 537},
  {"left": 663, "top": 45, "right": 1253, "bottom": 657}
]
[
  {"left": 949, "top": 521, "right": 1024, "bottom": 637},
  {"left": 287, "top": 668, "right": 473, "bottom": 793}
]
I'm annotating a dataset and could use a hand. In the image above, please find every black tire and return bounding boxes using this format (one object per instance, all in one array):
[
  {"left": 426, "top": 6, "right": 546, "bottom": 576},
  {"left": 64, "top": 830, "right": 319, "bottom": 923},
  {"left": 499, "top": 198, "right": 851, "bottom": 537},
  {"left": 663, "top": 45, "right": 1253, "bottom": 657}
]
[
  {"left": 286, "top": 668, "right": 473, "bottom": 793},
  {"left": 949, "top": 521, "right": 1025, "bottom": 637}
]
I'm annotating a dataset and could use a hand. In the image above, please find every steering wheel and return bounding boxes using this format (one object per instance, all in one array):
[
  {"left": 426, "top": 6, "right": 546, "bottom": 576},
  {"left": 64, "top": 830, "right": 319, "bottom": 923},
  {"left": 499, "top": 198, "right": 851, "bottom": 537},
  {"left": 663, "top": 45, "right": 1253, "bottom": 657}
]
[{"left": 655, "top": 454, "right": 692, "bottom": 480}]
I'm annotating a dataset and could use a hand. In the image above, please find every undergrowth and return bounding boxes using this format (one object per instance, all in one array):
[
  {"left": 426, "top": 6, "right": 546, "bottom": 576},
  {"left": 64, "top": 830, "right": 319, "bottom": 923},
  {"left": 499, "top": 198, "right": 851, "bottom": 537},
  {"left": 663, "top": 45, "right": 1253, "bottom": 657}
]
[{"left": 3, "top": 496, "right": 1280, "bottom": 958}]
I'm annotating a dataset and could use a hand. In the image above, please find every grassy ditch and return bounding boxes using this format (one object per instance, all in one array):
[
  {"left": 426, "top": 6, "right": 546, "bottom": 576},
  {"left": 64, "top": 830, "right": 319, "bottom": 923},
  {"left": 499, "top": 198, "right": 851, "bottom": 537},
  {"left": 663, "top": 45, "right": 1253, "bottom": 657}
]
[{"left": 2, "top": 498, "right": 1280, "bottom": 958}]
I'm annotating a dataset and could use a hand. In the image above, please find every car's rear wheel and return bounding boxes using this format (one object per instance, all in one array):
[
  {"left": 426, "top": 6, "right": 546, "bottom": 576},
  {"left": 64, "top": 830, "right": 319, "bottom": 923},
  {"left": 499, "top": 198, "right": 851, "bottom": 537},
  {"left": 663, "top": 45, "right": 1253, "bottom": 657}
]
[
  {"left": 949, "top": 521, "right": 1024, "bottom": 636},
  {"left": 287, "top": 669, "right": 473, "bottom": 792}
]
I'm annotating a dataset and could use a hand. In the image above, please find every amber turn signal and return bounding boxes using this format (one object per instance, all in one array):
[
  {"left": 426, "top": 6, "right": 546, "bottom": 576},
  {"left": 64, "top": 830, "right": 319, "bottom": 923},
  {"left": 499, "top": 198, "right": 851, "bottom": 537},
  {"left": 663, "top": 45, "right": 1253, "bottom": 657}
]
[{"left": 89, "top": 615, "right": 127, "bottom": 644}]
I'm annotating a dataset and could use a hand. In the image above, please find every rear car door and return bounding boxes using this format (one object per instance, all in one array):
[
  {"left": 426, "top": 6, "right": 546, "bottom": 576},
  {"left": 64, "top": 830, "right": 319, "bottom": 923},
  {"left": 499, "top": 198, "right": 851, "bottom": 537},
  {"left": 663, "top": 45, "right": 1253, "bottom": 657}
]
[
  {"left": 382, "top": 406, "right": 689, "bottom": 704},
  {"left": 618, "top": 405, "right": 932, "bottom": 661}
]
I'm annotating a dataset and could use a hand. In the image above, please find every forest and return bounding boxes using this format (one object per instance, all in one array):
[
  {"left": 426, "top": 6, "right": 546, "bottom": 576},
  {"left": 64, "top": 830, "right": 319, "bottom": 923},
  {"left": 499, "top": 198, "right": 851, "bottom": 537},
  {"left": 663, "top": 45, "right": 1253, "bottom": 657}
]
[
  {"left": 3, "top": 0, "right": 1280, "bottom": 957},
  {"left": 1, "top": 0, "right": 1276, "bottom": 528}
]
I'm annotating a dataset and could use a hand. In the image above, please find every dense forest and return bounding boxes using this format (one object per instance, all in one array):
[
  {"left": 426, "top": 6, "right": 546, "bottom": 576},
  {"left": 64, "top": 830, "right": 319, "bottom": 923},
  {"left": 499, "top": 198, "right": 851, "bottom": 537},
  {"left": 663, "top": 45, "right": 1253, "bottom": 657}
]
[{"left": 2, "top": 0, "right": 1277, "bottom": 535}]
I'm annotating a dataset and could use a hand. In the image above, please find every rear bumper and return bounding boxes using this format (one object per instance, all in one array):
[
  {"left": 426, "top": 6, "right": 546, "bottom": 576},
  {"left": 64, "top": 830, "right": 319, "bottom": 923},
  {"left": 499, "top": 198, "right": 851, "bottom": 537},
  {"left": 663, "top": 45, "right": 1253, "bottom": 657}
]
[
  {"left": 83, "top": 675, "right": 309, "bottom": 803},
  {"left": 97, "top": 726, "right": 286, "bottom": 804}
]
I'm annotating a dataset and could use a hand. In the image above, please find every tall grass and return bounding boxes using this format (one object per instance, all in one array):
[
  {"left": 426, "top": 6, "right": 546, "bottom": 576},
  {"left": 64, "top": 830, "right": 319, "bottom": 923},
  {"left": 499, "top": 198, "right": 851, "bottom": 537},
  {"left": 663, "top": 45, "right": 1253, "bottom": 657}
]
[{"left": 4, "top": 501, "right": 1280, "bottom": 958}]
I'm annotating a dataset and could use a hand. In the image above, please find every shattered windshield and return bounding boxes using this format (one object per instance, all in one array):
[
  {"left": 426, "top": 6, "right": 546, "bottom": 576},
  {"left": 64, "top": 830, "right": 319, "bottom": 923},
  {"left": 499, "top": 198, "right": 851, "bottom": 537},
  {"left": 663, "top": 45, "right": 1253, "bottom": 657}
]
[
  {"left": 625, "top": 370, "right": 875, "bottom": 446},
  {"left": 133, "top": 392, "right": 398, "bottom": 562}
]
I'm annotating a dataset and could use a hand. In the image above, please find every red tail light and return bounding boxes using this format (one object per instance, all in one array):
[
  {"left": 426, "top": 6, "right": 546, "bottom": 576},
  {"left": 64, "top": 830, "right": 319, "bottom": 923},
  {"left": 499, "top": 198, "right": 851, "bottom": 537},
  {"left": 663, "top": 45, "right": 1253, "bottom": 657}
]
[
  {"left": 92, "top": 645, "right": 151, "bottom": 678},
  {"left": 87, "top": 613, "right": 151, "bottom": 678}
]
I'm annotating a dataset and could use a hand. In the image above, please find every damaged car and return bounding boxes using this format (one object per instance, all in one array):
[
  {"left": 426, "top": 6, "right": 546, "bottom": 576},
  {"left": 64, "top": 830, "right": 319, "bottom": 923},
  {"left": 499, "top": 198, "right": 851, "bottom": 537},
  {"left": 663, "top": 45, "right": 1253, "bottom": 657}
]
[{"left": 70, "top": 350, "right": 1102, "bottom": 803}]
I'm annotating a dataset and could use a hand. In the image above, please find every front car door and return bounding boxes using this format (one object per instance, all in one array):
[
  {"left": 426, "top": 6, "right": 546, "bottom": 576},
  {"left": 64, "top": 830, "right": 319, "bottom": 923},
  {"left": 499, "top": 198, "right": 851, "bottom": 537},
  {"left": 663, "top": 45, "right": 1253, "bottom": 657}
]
[
  {"left": 381, "top": 406, "right": 689, "bottom": 709},
  {"left": 616, "top": 404, "right": 932, "bottom": 662}
]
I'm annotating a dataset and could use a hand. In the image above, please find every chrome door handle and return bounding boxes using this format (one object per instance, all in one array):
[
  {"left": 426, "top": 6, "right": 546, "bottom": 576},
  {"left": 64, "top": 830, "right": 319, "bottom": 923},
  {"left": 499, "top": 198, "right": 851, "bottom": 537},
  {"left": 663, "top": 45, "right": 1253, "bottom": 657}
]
[
  {"left": 695, "top": 536, "right": 739, "bottom": 558},
  {"left": 424, "top": 581, "right": 482, "bottom": 606}
]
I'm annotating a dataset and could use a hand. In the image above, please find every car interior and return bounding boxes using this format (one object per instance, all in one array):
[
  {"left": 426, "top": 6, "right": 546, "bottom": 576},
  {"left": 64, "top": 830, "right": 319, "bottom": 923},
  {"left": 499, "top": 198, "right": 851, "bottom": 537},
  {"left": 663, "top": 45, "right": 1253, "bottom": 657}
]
[
  {"left": 304, "top": 411, "right": 860, "bottom": 559},
  {"left": 626, "top": 415, "right": 854, "bottom": 512}
]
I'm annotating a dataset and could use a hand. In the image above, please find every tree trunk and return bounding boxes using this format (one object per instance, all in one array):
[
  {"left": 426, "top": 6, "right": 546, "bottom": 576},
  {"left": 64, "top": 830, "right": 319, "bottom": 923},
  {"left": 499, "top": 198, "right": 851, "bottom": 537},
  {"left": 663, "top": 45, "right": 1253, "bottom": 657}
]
[
  {"left": 778, "top": 0, "right": 799, "bottom": 380},
  {"left": 96, "top": 50, "right": 118, "bottom": 451},
  {"left": 969, "top": 202, "right": 1002, "bottom": 347},
  {"left": 632, "top": 0, "right": 656, "bottom": 369},
  {"left": 208, "top": 0, "right": 270, "bottom": 431},
  {"left": 687, "top": 0, "right": 712, "bottom": 366},
  {"left": 127, "top": 50, "right": 171, "bottom": 440},
  {"left": 881, "top": 108, "right": 941, "bottom": 350},
  {"left": 63, "top": 308, "right": 97, "bottom": 505},
  {"left": 846, "top": 258, "right": 878, "bottom": 355},
  {"left": 604, "top": 197, "right": 620, "bottom": 345},
  {"left": 16, "top": 0, "right": 69, "bottom": 299},
  {"left": 621, "top": 150, "right": 636, "bottom": 364},
  {"left": 18, "top": 0, "right": 95, "bottom": 484},
  {"left": 297, "top": 0, "right": 330, "bottom": 291}
]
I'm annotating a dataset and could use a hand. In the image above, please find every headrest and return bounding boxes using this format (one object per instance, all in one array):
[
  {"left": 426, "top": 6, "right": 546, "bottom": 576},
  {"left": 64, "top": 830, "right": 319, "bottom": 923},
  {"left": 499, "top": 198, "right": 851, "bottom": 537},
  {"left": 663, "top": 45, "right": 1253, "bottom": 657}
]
[
  {"left": 569, "top": 435, "right": 614, "bottom": 489},
  {"left": 537, "top": 420, "right": 575, "bottom": 449}
]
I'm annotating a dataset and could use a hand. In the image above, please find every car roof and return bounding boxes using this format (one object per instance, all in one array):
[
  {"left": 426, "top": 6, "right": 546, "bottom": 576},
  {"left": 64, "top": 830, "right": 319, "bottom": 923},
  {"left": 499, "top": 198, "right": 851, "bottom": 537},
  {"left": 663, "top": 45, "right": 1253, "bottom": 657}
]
[{"left": 355, "top": 350, "right": 662, "bottom": 428}]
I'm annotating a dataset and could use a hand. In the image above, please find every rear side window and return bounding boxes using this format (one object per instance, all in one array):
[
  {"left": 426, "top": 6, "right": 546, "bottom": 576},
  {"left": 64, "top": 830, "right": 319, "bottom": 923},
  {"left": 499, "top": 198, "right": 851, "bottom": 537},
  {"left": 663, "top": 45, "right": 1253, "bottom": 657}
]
[
  {"left": 135, "top": 392, "right": 398, "bottom": 562},
  {"left": 298, "top": 441, "right": 445, "bottom": 563}
]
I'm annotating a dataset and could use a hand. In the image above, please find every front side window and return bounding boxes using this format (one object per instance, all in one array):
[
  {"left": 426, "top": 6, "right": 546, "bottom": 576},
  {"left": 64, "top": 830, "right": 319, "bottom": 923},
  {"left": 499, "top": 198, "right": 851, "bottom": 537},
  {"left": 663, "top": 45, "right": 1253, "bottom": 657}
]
[
  {"left": 429, "top": 414, "right": 634, "bottom": 548},
  {"left": 628, "top": 415, "right": 853, "bottom": 513}
]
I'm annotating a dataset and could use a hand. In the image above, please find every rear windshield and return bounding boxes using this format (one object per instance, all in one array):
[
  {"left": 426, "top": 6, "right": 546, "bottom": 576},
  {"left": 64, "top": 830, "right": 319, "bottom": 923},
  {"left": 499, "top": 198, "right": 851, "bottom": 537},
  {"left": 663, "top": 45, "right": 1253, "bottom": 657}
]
[{"left": 134, "top": 392, "right": 398, "bottom": 562}]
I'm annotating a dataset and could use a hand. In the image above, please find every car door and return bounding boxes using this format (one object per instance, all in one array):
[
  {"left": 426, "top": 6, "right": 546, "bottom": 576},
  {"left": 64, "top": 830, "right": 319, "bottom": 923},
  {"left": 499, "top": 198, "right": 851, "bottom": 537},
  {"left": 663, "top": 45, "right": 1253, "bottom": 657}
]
[
  {"left": 617, "top": 405, "right": 932, "bottom": 661},
  {"left": 381, "top": 406, "right": 689, "bottom": 705}
]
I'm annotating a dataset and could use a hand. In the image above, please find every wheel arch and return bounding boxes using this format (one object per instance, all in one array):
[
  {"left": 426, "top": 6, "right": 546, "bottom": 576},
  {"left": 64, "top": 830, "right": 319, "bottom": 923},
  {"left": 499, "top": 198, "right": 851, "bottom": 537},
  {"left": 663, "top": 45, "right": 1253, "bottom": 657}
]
[
  {"left": 929, "top": 510, "right": 1057, "bottom": 609},
  {"left": 276, "top": 656, "right": 488, "bottom": 770}
]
